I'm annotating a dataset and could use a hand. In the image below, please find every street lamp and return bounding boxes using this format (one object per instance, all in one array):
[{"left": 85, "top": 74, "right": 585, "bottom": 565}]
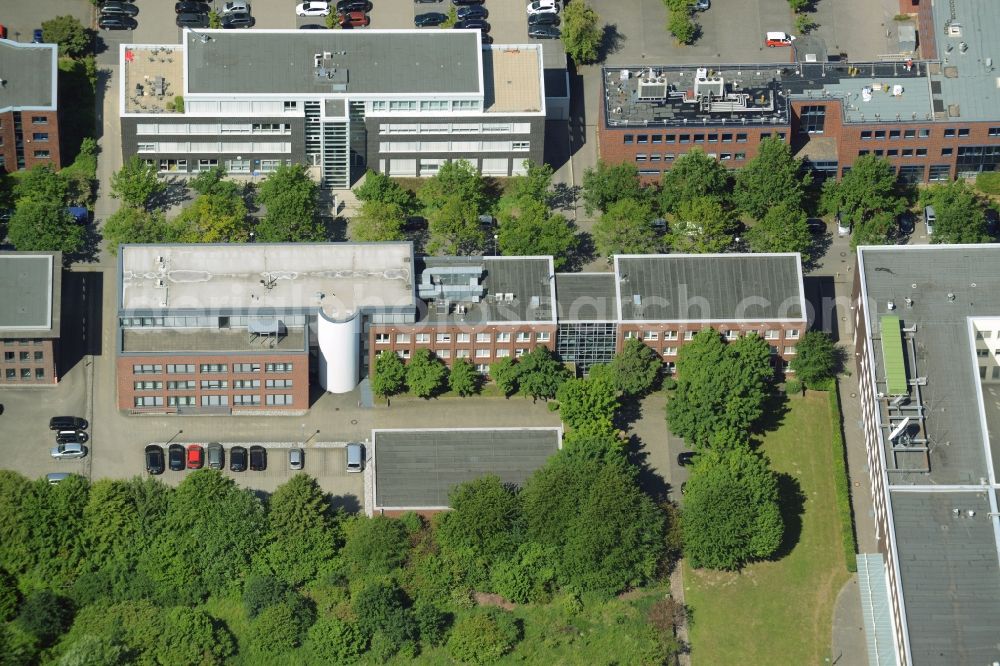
[
  {"left": 166, "top": 429, "right": 183, "bottom": 444},
  {"left": 493, "top": 234, "right": 499, "bottom": 256}
]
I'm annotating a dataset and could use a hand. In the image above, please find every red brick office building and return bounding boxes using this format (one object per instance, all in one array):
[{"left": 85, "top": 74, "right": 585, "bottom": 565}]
[
  {"left": 0, "top": 39, "right": 61, "bottom": 173},
  {"left": 0, "top": 252, "right": 62, "bottom": 386}
]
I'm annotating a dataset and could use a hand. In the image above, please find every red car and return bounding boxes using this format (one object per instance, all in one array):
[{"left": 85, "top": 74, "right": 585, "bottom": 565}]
[
  {"left": 339, "top": 11, "right": 370, "bottom": 27},
  {"left": 186, "top": 444, "right": 204, "bottom": 469}
]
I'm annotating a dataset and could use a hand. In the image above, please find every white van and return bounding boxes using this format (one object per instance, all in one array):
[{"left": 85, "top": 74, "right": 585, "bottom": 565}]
[{"left": 924, "top": 205, "right": 936, "bottom": 235}]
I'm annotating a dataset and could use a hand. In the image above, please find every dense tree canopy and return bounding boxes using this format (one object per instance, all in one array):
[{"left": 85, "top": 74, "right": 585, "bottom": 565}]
[
  {"left": 101, "top": 207, "right": 179, "bottom": 255},
  {"left": 560, "top": 2, "right": 603, "bottom": 65},
  {"left": 556, "top": 372, "right": 619, "bottom": 431},
  {"left": 668, "top": 196, "right": 734, "bottom": 254},
  {"left": 350, "top": 200, "right": 407, "bottom": 242},
  {"left": 923, "top": 180, "right": 990, "bottom": 244},
  {"left": 513, "top": 346, "right": 569, "bottom": 401},
  {"left": 172, "top": 182, "right": 251, "bottom": 243},
  {"left": 353, "top": 170, "right": 416, "bottom": 213},
  {"left": 489, "top": 357, "right": 520, "bottom": 397},
  {"left": 8, "top": 198, "right": 84, "bottom": 254},
  {"left": 659, "top": 148, "right": 730, "bottom": 214},
  {"left": 41, "top": 15, "right": 92, "bottom": 58},
  {"left": 426, "top": 195, "right": 486, "bottom": 255},
  {"left": 820, "top": 155, "right": 905, "bottom": 245},
  {"left": 448, "top": 358, "right": 482, "bottom": 396},
  {"left": 496, "top": 198, "right": 578, "bottom": 269},
  {"left": 608, "top": 338, "right": 662, "bottom": 396},
  {"left": 418, "top": 160, "right": 487, "bottom": 216},
  {"left": 110, "top": 156, "right": 165, "bottom": 210},
  {"left": 372, "top": 350, "right": 407, "bottom": 398},
  {"left": 581, "top": 161, "right": 648, "bottom": 214},
  {"left": 406, "top": 349, "right": 449, "bottom": 398},
  {"left": 447, "top": 608, "right": 521, "bottom": 664},
  {"left": 733, "top": 137, "right": 811, "bottom": 220},
  {"left": 593, "top": 197, "right": 662, "bottom": 258},
  {"left": 340, "top": 515, "right": 411, "bottom": 580},
  {"left": 254, "top": 164, "right": 326, "bottom": 242},
  {"left": 790, "top": 330, "right": 838, "bottom": 387},
  {"left": 745, "top": 201, "right": 813, "bottom": 260}
]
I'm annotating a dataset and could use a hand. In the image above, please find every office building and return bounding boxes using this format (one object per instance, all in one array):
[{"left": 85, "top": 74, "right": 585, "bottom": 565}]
[
  {"left": 0, "top": 39, "right": 60, "bottom": 172},
  {"left": 0, "top": 252, "right": 62, "bottom": 385}
]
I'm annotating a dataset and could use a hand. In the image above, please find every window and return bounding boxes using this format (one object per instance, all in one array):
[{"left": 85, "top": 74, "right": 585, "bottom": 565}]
[
  {"left": 959, "top": 128, "right": 970, "bottom": 137},
  {"left": 2, "top": 352, "right": 11, "bottom": 362},
  {"left": 915, "top": 148, "right": 927, "bottom": 157},
  {"left": 31, "top": 116, "right": 47, "bottom": 124},
  {"left": 516, "top": 332, "right": 532, "bottom": 342},
  {"left": 33, "top": 151, "right": 50, "bottom": 158},
  {"left": 283, "top": 101, "right": 297, "bottom": 110},
  {"left": 201, "top": 395, "right": 229, "bottom": 406},
  {"left": 200, "top": 379, "right": 228, "bottom": 389},
  {"left": 624, "top": 134, "right": 634, "bottom": 144},
  {"left": 397, "top": 349, "right": 411, "bottom": 359},
  {"left": 990, "top": 128, "right": 1000, "bottom": 137},
  {"left": 918, "top": 128, "right": 930, "bottom": 138},
  {"left": 496, "top": 348, "right": 510, "bottom": 357},
  {"left": 233, "top": 363, "right": 259, "bottom": 373},
  {"left": 860, "top": 131, "right": 873, "bottom": 140},
  {"left": 887, "top": 149, "right": 898, "bottom": 157},
  {"left": 167, "top": 380, "right": 196, "bottom": 390},
  {"left": 233, "top": 379, "right": 260, "bottom": 389},
  {"left": 652, "top": 135, "right": 662, "bottom": 144},
  {"left": 133, "top": 364, "right": 162, "bottom": 374},
  {"left": 784, "top": 346, "right": 797, "bottom": 355},
  {"left": 266, "top": 379, "right": 293, "bottom": 388},
  {"left": 898, "top": 165, "right": 924, "bottom": 184},
  {"left": 664, "top": 331, "right": 678, "bottom": 340},
  {"left": 32, "top": 133, "right": 48, "bottom": 141},
  {"left": 637, "top": 134, "right": 648, "bottom": 144},
  {"left": 35, "top": 368, "right": 44, "bottom": 380},
  {"left": 765, "top": 330, "right": 779, "bottom": 340},
  {"left": 4, "top": 369, "right": 13, "bottom": 380},
  {"left": 475, "top": 349, "right": 491, "bottom": 358},
  {"left": 735, "top": 152, "right": 746, "bottom": 160},
  {"left": 375, "top": 333, "right": 390, "bottom": 344},
  {"left": 720, "top": 153, "right": 732, "bottom": 160},
  {"left": 941, "top": 147, "right": 953, "bottom": 156},
  {"left": 512, "top": 141, "right": 530, "bottom": 152},
  {"left": 725, "top": 330, "right": 738, "bottom": 340},
  {"left": 787, "top": 329, "right": 800, "bottom": 339},
  {"left": 158, "top": 159, "right": 187, "bottom": 172},
  {"left": 496, "top": 332, "right": 511, "bottom": 343},
  {"left": 476, "top": 332, "right": 491, "bottom": 343},
  {"left": 944, "top": 128, "right": 956, "bottom": 138},
  {"left": 415, "top": 333, "right": 430, "bottom": 344},
  {"left": 624, "top": 331, "right": 637, "bottom": 340},
  {"left": 19, "top": 352, "right": 28, "bottom": 362},
  {"left": 635, "top": 154, "right": 647, "bottom": 162},
  {"left": 456, "top": 349, "right": 470, "bottom": 358},
  {"left": 644, "top": 331, "right": 659, "bottom": 341},
  {"left": 929, "top": 164, "right": 951, "bottom": 181},
  {"left": 134, "top": 381, "right": 162, "bottom": 390},
  {"left": 736, "top": 133, "right": 748, "bottom": 143},
  {"left": 902, "top": 149, "right": 913, "bottom": 157},
  {"left": 694, "top": 134, "right": 704, "bottom": 143},
  {"left": 799, "top": 105, "right": 826, "bottom": 134},
  {"left": 200, "top": 363, "right": 228, "bottom": 373},
  {"left": 515, "top": 348, "right": 528, "bottom": 358},
  {"left": 198, "top": 159, "right": 218, "bottom": 170},
  {"left": 683, "top": 331, "right": 695, "bottom": 341},
  {"left": 134, "top": 396, "right": 164, "bottom": 407},
  {"left": 722, "top": 133, "right": 732, "bottom": 142},
  {"left": 168, "top": 396, "right": 196, "bottom": 406},
  {"left": 904, "top": 129, "right": 915, "bottom": 138},
  {"left": 265, "top": 363, "right": 293, "bottom": 372},
  {"left": 420, "top": 100, "right": 448, "bottom": 111},
  {"left": 537, "top": 331, "right": 550, "bottom": 342},
  {"left": 665, "top": 134, "right": 676, "bottom": 143},
  {"left": 874, "top": 150, "right": 884, "bottom": 157},
  {"left": 437, "top": 349, "right": 451, "bottom": 358},
  {"left": 266, "top": 394, "right": 294, "bottom": 406},
  {"left": 889, "top": 129, "right": 901, "bottom": 139},
  {"left": 651, "top": 154, "right": 661, "bottom": 162},
  {"left": 874, "top": 130, "right": 886, "bottom": 139},
  {"left": 664, "top": 347, "right": 677, "bottom": 356},
  {"left": 395, "top": 333, "right": 410, "bottom": 344},
  {"left": 234, "top": 395, "right": 261, "bottom": 405},
  {"left": 436, "top": 333, "right": 451, "bottom": 343},
  {"left": 708, "top": 133, "right": 718, "bottom": 142},
  {"left": 457, "top": 333, "right": 471, "bottom": 343}
]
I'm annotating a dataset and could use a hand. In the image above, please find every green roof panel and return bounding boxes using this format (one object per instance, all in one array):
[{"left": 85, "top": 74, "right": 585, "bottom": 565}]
[{"left": 880, "top": 315, "right": 908, "bottom": 395}]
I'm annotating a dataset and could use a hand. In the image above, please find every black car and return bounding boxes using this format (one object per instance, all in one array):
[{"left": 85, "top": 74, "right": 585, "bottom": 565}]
[
  {"left": 806, "top": 218, "right": 827, "bottom": 235},
  {"left": 176, "top": 1, "right": 208, "bottom": 13},
  {"left": 336, "top": 0, "right": 372, "bottom": 12},
  {"left": 49, "top": 416, "right": 88, "bottom": 431},
  {"left": 99, "top": 15, "right": 137, "bottom": 30},
  {"left": 528, "top": 24, "right": 560, "bottom": 39},
  {"left": 454, "top": 18, "right": 489, "bottom": 31},
  {"left": 221, "top": 12, "right": 253, "bottom": 28},
  {"left": 55, "top": 431, "right": 89, "bottom": 445},
  {"left": 898, "top": 210, "right": 916, "bottom": 235},
  {"left": 176, "top": 12, "right": 209, "bottom": 27},
  {"left": 299, "top": 23, "right": 327, "bottom": 29},
  {"left": 145, "top": 445, "right": 165, "bottom": 475},
  {"left": 452, "top": 0, "right": 484, "bottom": 5},
  {"left": 415, "top": 12, "right": 447, "bottom": 26},
  {"left": 527, "top": 11, "right": 559, "bottom": 25},
  {"left": 415, "top": 0, "right": 442, "bottom": 3},
  {"left": 456, "top": 4, "right": 487, "bottom": 19},
  {"left": 249, "top": 445, "right": 267, "bottom": 471},
  {"left": 168, "top": 444, "right": 185, "bottom": 471},
  {"left": 230, "top": 446, "right": 248, "bottom": 472},
  {"left": 101, "top": 1, "right": 140, "bottom": 16},
  {"left": 677, "top": 451, "right": 697, "bottom": 467}
]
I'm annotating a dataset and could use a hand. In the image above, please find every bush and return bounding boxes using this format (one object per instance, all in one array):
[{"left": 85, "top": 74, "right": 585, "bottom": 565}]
[
  {"left": 490, "top": 543, "right": 558, "bottom": 604},
  {"left": 306, "top": 616, "right": 367, "bottom": 664},
  {"left": 17, "top": 590, "right": 74, "bottom": 647},
  {"left": 662, "top": 376, "right": 677, "bottom": 390},
  {"left": 413, "top": 601, "right": 452, "bottom": 647},
  {"left": 667, "top": 10, "right": 698, "bottom": 44},
  {"left": 243, "top": 574, "right": 290, "bottom": 619},
  {"left": 446, "top": 608, "right": 522, "bottom": 664},
  {"left": 976, "top": 171, "right": 1000, "bottom": 195},
  {"left": 0, "top": 568, "right": 20, "bottom": 621},
  {"left": 784, "top": 379, "right": 803, "bottom": 395},
  {"left": 340, "top": 515, "right": 411, "bottom": 579},
  {"left": 828, "top": 383, "right": 858, "bottom": 572},
  {"left": 251, "top": 603, "right": 301, "bottom": 654}
]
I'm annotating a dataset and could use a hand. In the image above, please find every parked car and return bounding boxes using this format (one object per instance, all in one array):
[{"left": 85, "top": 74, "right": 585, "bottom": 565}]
[
  {"left": 222, "top": 0, "right": 250, "bottom": 13},
  {"left": 221, "top": 11, "right": 253, "bottom": 28},
  {"left": 175, "top": 12, "right": 208, "bottom": 27},
  {"left": 67, "top": 207, "right": 89, "bottom": 224},
  {"left": 168, "top": 444, "right": 185, "bottom": 471},
  {"left": 527, "top": 11, "right": 559, "bottom": 25},
  {"left": 249, "top": 445, "right": 267, "bottom": 471},
  {"left": 230, "top": 446, "right": 248, "bottom": 472},
  {"left": 415, "top": 12, "right": 447, "bottom": 26},
  {"left": 527, "top": 24, "right": 560, "bottom": 38},
  {"left": 101, "top": 1, "right": 140, "bottom": 17},
  {"left": 693, "top": 0, "right": 710, "bottom": 10},
  {"left": 145, "top": 444, "right": 165, "bottom": 475},
  {"left": 187, "top": 444, "right": 204, "bottom": 470},
  {"left": 456, "top": 4, "right": 488, "bottom": 19},
  {"left": 339, "top": 11, "right": 370, "bottom": 27},
  {"left": 51, "top": 443, "right": 87, "bottom": 460},
  {"left": 296, "top": 1, "right": 331, "bottom": 16},
  {"left": 455, "top": 18, "right": 489, "bottom": 31},
  {"left": 526, "top": 0, "right": 558, "bottom": 15},
  {"left": 46, "top": 473, "right": 72, "bottom": 484},
  {"left": 806, "top": 218, "right": 827, "bottom": 235},
  {"left": 898, "top": 210, "right": 916, "bottom": 235},
  {"left": 207, "top": 443, "right": 224, "bottom": 469},
  {"left": 677, "top": 451, "right": 697, "bottom": 466},
  {"left": 452, "top": 0, "right": 484, "bottom": 5},
  {"left": 346, "top": 443, "right": 364, "bottom": 472},
  {"left": 55, "top": 431, "right": 89, "bottom": 445},
  {"left": 176, "top": 1, "right": 208, "bottom": 13},
  {"left": 765, "top": 31, "right": 795, "bottom": 47},
  {"left": 99, "top": 15, "right": 137, "bottom": 30},
  {"left": 299, "top": 23, "right": 327, "bottom": 29},
  {"left": 289, "top": 448, "right": 304, "bottom": 470},
  {"left": 32, "top": 29, "right": 44, "bottom": 43},
  {"left": 49, "top": 416, "right": 88, "bottom": 431},
  {"left": 336, "top": 0, "right": 372, "bottom": 12},
  {"left": 0, "top": 25, "right": 7, "bottom": 40},
  {"left": 416, "top": 0, "right": 442, "bottom": 3},
  {"left": 924, "top": 205, "right": 936, "bottom": 235}
]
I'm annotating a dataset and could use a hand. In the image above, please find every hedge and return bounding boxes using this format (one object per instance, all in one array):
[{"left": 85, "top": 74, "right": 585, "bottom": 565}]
[
  {"left": 827, "top": 382, "right": 858, "bottom": 572},
  {"left": 975, "top": 171, "right": 1000, "bottom": 195}
]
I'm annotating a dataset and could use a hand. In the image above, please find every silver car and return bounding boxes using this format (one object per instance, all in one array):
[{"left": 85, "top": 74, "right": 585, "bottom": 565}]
[
  {"left": 346, "top": 443, "right": 363, "bottom": 472},
  {"left": 207, "top": 442, "right": 224, "bottom": 470},
  {"left": 51, "top": 442, "right": 87, "bottom": 459},
  {"left": 289, "top": 448, "right": 304, "bottom": 470}
]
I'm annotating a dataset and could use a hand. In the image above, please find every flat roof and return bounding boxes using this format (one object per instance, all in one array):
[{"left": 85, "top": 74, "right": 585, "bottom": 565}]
[
  {"left": 120, "top": 327, "right": 307, "bottom": 355},
  {"left": 0, "top": 40, "right": 57, "bottom": 111},
  {"left": 372, "top": 428, "right": 561, "bottom": 509},
  {"left": 0, "top": 253, "right": 61, "bottom": 338},
  {"left": 184, "top": 29, "right": 482, "bottom": 96},
  {"left": 482, "top": 46, "right": 543, "bottom": 114},
  {"left": 931, "top": 0, "right": 1000, "bottom": 122},
  {"left": 614, "top": 254, "right": 805, "bottom": 322},
  {"left": 888, "top": 491, "right": 1000, "bottom": 665},
  {"left": 119, "top": 243, "right": 415, "bottom": 318},
  {"left": 555, "top": 273, "right": 618, "bottom": 321}
]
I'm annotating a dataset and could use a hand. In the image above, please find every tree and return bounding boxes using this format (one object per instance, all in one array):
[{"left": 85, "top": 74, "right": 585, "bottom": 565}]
[
  {"left": 448, "top": 358, "right": 482, "bottom": 396},
  {"left": 582, "top": 161, "right": 647, "bottom": 214},
  {"left": 745, "top": 201, "right": 813, "bottom": 260},
  {"left": 252, "top": 603, "right": 301, "bottom": 654},
  {"left": 41, "top": 16, "right": 91, "bottom": 58},
  {"left": 354, "top": 170, "right": 415, "bottom": 212},
  {"left": 515, "top": 346, "right": 569, "bottom": 401},
  {"left": 243, "top": 574, "right": 292, "bottom": 619},
  {"left": 502, "top": 161, "right": 555, "bottom": 206},
  {"left": 188, "top": 165, "right": 228, "bottom": 196},
  {"left": 406, "top": 349, "right": 449, "bottom": 398},
  {"left": 667, "top": 9, "right": 698, "bottom": 45},
  {"left": 560, "top": 2, "right": 602, "bottom": 65},
  {"left": 733, "top": 137, "right": 811, "bottom": 220},
  {"left": 0, "top": 568, "right": 19, "bottom": 622},
  {"left": 659, "top": 149, "right": 729, "bottom": 214},
  {"left": 20, "top": 475, "right": 90, "bottom": 590},
  {"left": 306, "top": 616, "right": 367, "bottom": 664},
  {"left": 256, "top": 474, "right": 340, "bottom": 587},
  {"left": 17, "top": 590, "right": 74, "bottom": 647},
  {"left": 57, "top": 634, "right": 125, "bottom": 666},
  {"left": 669, "top": 196, "right": 734, "bottom": 254},
  {"left": 446, "top": 607, "right": 521, "bottom": 664},
  {"left": 490, "top": 542, "right": 558, "bottom": 604},
  {"left": 489, "top": 357, "right": 519, "bottom": 397},
  {"left": 820, "top": 155, "right": 905, "bottom": 244},
  {"left": 350, "top": 200, "right": 406, "bottom": 242},
  {"left": 412, "top": 600, "right": 451, "bottom": 648},
  {"left": 110, "top": 156, "right": 165, "bottom": 210},
  {"left": 352, "top": 581, "right": 416, "bottom": 656},
  {"left": 15, "top": 164, "right": 67, "bottom": 204},
  {"left": 496, "top": 198, "right": 578, "bottom": 269},
  {"left": 665, "top": 329, "right": 773, "bottom": 449},
  {"left": 254, "top": 164, "right": 325, "bottom": 242},
  {"left": 555, "top": 373, "right": 619, "bottom": 431},
  {"left": 593, "top": 197, "right": 661, "bottom": 258},
  {"left": 418, "top": 160, "right": 487, "bottom": 216},
  {"left": 173, "top": 186, "right": 251, "bottom": 243},
  {"left": 790, "top": 330, "right": 838, "bottom": 387},
  {"left": 426, "top": 194, "right": 486, "bottom": 255},
  {"left": 156, "top": 607, "right": 235, "bottom": 666},
  {"left": 55, "top": 600, "right": 163, "bottom": 665},
  {"left": 925, "top": 180, "right": 990, "bottom": 244},
  {"left": 8, "top": 198, "right": 84, "bottom": 254},
  {"left": 102, "top": 207, "right": 181, "bottom": 254},
  {"left": 340, "top": 515, "right": 411, "bottom": 579},
  {"left": 0, "top": 471, "right": 41, "bottom": 578},
  {"left": 682, "top": 446, "right": 783, "bottom": 569},
  {"left": 372, "top": 350, "right": 407, "bottom": 399},
  {"left": 609, "top": 338, "right": 661, "bottom": 396}
]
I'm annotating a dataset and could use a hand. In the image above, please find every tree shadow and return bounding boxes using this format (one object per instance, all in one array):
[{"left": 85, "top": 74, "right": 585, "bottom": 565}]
[
  {"left": 67, "top": 222, "right": 104, "bottom": 265},
  {"left": 330, "top": 493, "right": 362, "bottom": 515},
  {"left": 769, "top": 472, "right": 805, "bottom": 561},
  {"left": 598, "top": 24, "right": 625, "bottom": 61},
  {"left": 754, "top": 390, "right": 790, "bottom": 436},
  {"left": 147, "top": 176, "right": 193, "bottom": 210},
  {"left": 614, "top": 394, "right": 644, "bottom": 431},
  {"left": 326, "top": 215, "right": 348, "bottom": 242},
  {"left": 562, "top": 231, "right": 596, "bottom": 272},
  {"left": 803, "top": 223, "right": 831, "bottom": 272},
  {"left": 550, "top": 182, "right": 580, "bottom": 212},
  {"left": 624, "top": 433, "right": 671, "bottom": 503}
]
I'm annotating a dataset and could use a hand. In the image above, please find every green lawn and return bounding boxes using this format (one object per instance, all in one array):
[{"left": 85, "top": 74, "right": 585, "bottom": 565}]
[{"left": 684, "top": 391, "right": 850, "bottom": 665}]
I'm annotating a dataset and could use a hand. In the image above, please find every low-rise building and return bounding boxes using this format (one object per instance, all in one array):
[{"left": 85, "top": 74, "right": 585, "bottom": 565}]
[
  {"left": 0, "top": 252, "right": 62, "bottom": 385},
  {"left": 0, "top": 39, "right": 61, "bottom": 172}
]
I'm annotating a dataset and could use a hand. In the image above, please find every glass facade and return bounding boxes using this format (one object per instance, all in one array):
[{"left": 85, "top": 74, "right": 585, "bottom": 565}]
[{"left": 557, "top": 323, "right": 618, "bottom": 374}]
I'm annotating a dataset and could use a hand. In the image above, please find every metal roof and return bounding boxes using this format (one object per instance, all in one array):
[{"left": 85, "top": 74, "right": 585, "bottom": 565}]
[
  {"left": 184, "top": 29, "right": 482, "bottom": 96},
  {"left": 0, "top": 253, "right": 61, "bottom": 338},
  {"left": 857, "top": 553, "right": 900, "bottom": 666},
  {"left": 554, "top": 273, "right": 618, "bottom": 321},
  {"left": 932, "top": 0, "right": 1000, "bottom": 122},
  {"left": 372, "top": 428, "right": 561, "bottom": 509},
  {"left": 0, "top": 40, "right": 57, "bottom": 111},
  {"left": 879, "top": 315, "right": 908, "bottom": 395},
  {"left": 614, "top": 254, "right": 805, "bottom": 322}
]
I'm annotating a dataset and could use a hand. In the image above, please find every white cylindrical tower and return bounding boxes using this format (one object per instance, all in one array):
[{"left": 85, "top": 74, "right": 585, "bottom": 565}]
[{"left": 316, "top": 310, "right": 361, "bottom": 393}]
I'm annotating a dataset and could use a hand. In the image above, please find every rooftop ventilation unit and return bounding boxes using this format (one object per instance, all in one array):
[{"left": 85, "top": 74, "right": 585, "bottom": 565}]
[{"left": 417, "top": 264, "right": 485, "bottom": 302}]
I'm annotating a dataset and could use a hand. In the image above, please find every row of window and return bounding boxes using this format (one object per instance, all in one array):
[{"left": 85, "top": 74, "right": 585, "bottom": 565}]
[
  {"left": 396, "top": 348, "right": 528, "bottom": 360},
  {"left": 0, "top": 133, "right": 46, "bottom": 145},
  {"left": 121, "top": 315, "right": 306, "bottom": 328},
  {"left": 4, "top": 351, "right": 45, "bottom": 362},
  {"left": 1, "top": 339, "right": 43, "bottom": 345},
  {"left": 379, "top": 122, "right": 532, "bottom": 135},
  {"left": 383, "top": 141, "right": 530, "bottom": 154},
  {"left": 858, "top": 127, "right": 1000, "bottom": 140},
  {"left": 649, "top": 345, "right": 795, "bottom": 357},
  {"left": 134, "top": 379, "right": 292, "bottom": 390},
  {"left": 858, "top": 148, "right": 928, "bottom": 157},
  {"left": 142, "top": 158, "right": 292, "bottom": 175},
  {"left": 636, "top": 152, "right": 746, "bottom": 163},
  {"left": 375, "top": 331, "right": 550, "bottom": 344},
  {"left": 135, "top": 122, "right": 291, "bottom": 135},
  {"left": 132, "top": 363, "right": 294, "bottom": 375},
  {"left": 136, "top": 142, "right": 292, "bottom": 154},
  {"left": 133, "top": 394, "right": 295, "bottom": 407},
  {"left": 371, "top": 99, "right": 480, "bottom": 113},
  {"left": 624, "top": 329, "right": 799, "bottom": 341},
  {"left": 4, "top": 368, "right": 46, "bottom": 380},
  {"left": 624, "top": 132, "right": 783, "bottom": 145}
]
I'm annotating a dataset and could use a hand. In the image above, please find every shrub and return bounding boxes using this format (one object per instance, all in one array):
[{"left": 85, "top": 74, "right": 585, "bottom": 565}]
[
  {"left": 306, "top": 616, "right": 367, "bottom": 664},
  {"left": 784, "top": 379, "right": 803, "bottom": 395},
  {"left": 243, "top": 574, "right": 290, "bottom": 619},
  {"left": 828, "top": 383, "right": 858, "bottom": 572},
  {"left": 17, "top": 590, "right": 74, "bottom": 647},
  {"left": 0, "top": 568, "right": 20, "bottom": 621},
  {"left": 667, "top": 10, "right": 698, "bottom": 44},
  {"left": 413, "top": 601, "right": 452, "bottom": 647},
  {"left": 251, "top": 603, "right": 301, "bottom": 654},
  {"left": 490, "top": 543, "right": 558, "bottom": 604},
  {"left": 976, "top": 171, "right": 1000, "bottom": 195},
  {"left": 446, "top": 608, "right": 522, "bottom": 664}
]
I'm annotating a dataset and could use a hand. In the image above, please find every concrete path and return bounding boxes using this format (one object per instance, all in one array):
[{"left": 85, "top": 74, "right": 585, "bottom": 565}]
[{"left": 831, "top": 574, "right": 869, "bottom": 666}]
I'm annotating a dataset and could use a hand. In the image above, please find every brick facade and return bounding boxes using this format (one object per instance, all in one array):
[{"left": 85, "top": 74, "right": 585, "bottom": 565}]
[
  {"left": 0, "top": 339, "right": 57, "bottom": 385},
  {"left": 0, "top": 110, "right": 61, "bottom": 173}
]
